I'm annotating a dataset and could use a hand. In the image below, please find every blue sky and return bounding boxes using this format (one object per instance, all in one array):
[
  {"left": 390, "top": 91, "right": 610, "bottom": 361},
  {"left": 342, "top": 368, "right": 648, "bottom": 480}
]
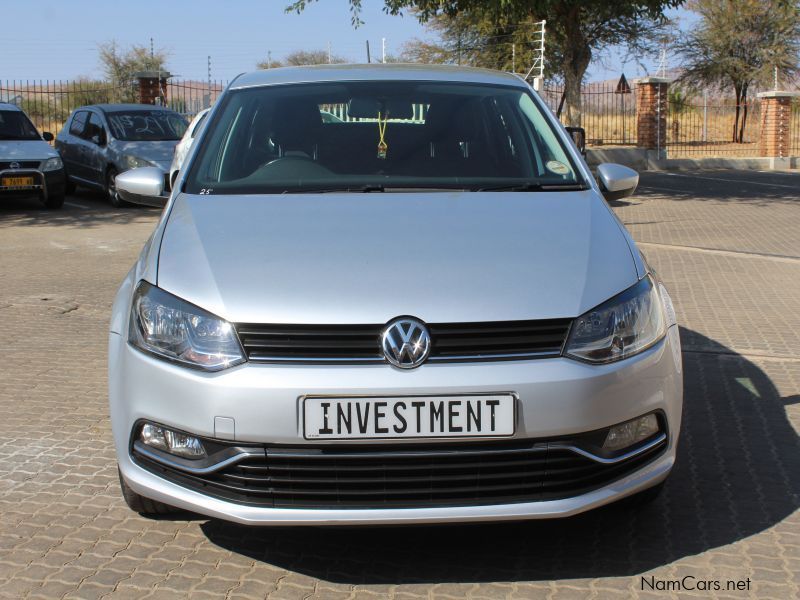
[{"left": 0, "top": 0, "right": 692, "bottom": 83}]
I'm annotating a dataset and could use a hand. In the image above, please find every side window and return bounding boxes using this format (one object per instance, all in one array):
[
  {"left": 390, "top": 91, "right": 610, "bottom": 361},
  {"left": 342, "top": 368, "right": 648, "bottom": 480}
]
[
  {"left": 191, "top": 112, "right": 208, "bottom": 139},
  {"left": 86, "top": 113, "right": 106, "bottom": 142},
  {"left": 69, "top": 111, "right": 88, "bottom": 137}
]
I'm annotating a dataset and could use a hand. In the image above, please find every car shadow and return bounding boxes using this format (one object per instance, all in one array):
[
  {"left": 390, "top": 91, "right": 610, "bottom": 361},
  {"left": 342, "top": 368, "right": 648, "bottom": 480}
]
[
  {"left": 634, "top": 170, "right": 800, "bottom": 207},
  {"left": 200, "top": 327, "right": 799, "bottom": 583},
  {"left": 0, "top": 190, "right": 158, "bottom": 229}
]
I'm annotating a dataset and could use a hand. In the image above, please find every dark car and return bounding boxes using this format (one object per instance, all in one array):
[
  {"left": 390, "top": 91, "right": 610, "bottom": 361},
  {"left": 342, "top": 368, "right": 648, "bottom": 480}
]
[
  {"left": 55, "top": 104, "right": 187, "bottom": 207},
  {"left": 0, "top": 102, "right": 65, "bottom": 209}
]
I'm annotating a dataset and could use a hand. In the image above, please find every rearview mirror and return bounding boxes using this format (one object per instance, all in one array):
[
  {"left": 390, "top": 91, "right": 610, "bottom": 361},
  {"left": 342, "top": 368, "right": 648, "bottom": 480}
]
[
  {"left": 565, "top": 126, "right": 586, "bottom": 156},
  {"left": 596, "top": 163, "right": 639, "bottom": 202},
  {"left": 116, "top": 167, "right": 167, "bottom": 207},
  {"left": 42, "top": 131, "right": 54, "bottom": 142}
]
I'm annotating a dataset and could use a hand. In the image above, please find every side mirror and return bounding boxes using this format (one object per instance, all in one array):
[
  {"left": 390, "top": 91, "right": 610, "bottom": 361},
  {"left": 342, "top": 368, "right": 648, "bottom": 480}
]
[
  {"left": 596, "top": 163, "right": 639, "bottom": 202},
  {"left": 565, "top": 126, "right": 586, "bottom": 157},
  {"left": 116, "top": 167, "right": 167, "bottom": 207},
  {"left": 42, "top": 131, "right": 54, "bottom": 142}
]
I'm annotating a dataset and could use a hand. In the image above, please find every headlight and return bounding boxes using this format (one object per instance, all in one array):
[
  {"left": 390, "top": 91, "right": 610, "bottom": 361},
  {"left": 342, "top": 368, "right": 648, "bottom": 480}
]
[
  {"left": 122, "top": 155, "right": 154, "bottom": 170},
  {"left": 129, "top": 281, "right": 245, "bottom": 371},
  {"left": 40, "top": 157, "right": 63, "bottom": 171},
  {"left": 565, "top": 275, "right": 666, "bottom": 364}
]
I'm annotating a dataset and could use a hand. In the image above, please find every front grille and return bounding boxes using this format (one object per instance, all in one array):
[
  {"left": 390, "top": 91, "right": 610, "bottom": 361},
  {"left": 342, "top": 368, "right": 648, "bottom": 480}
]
[
  {"left": 0, "top": 161, "right": 40, "bottom": 170},
  {"left": 235, "top": 318, "right": 572, "bottom": 364},
  {"left": 133, "top": 436, "right": 666, "bottom": 509}
]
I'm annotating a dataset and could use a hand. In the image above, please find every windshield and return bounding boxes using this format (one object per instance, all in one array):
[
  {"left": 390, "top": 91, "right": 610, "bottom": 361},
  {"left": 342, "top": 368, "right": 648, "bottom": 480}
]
[
  {"left": 185, "top": 81, "right": 583, "bottom": 195},
  {"left": 0, "top": 110, "right": 40, "bottom": 141},
  {"left": 106, "top": 110, "right": 188, "bottom": 141}
]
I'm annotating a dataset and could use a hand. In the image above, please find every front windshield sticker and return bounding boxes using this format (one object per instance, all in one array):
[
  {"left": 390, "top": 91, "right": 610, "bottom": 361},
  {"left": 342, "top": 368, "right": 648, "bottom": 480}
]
[{"left": 545, "top": 160, "right": 570, "bottom": 176}]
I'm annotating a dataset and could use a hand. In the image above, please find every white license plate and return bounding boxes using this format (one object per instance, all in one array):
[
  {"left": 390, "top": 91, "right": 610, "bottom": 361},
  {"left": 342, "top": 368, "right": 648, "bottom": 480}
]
[{"left": 303, "top": 395, "right": 515, "bottom": 440}]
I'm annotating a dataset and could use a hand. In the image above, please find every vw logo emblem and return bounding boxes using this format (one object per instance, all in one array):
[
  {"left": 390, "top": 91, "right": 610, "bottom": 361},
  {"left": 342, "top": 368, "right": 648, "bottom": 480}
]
[
  {"left": 9, "top": 161, "right": 20, "bottom": 169},
  {"left": 381, "top": 317, "right": 431, "bottom": 369}
]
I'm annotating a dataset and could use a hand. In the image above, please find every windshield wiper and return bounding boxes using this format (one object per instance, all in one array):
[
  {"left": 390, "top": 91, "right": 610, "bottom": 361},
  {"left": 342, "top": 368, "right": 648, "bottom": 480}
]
[
  {"left": 287, "top": 185, "right": 386, "bottom": 194},
  {"left": 476, "top": 182, "right": 587, "bottom": 192}
]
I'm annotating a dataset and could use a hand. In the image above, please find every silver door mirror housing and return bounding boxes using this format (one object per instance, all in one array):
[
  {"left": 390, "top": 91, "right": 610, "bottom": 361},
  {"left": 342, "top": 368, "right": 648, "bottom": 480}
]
[
  {"left": 596, "top": 163, "right": 639, "bottom": 202},
  {"left": 116, "top": 167, "right": 167, "bottom": 207}
]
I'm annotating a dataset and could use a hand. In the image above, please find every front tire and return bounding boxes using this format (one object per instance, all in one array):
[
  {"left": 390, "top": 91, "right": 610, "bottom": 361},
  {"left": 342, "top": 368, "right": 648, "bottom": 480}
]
[
  {"left": 106, "top": 168, "right": 127, "bottom": 208},
  {"left": 118, "top": 467, "right": 176, "bottom": 515},
  {"left": 43, "top": 193, "right": 64, "bottom": 209}
]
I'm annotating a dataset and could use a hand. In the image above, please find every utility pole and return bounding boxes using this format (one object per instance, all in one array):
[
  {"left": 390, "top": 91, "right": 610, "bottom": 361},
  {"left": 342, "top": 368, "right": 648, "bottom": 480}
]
[
  {"left": 150, "top": 37, "right": 154, "bottom": 59},
  {"left": 327, "top": 42, "right": 332, "bottom": 64},
  {"left": 267, "top": 50, "right": 272, "bottom": 69},
  {"left": 382, "top": 37, "right": 386, "bottom": 63},
  {"left": 206, "top": 55, "right": 212, "bottom": 109},
  {"left": 366, "top": 40, "right": 371, "bottom": 64}
]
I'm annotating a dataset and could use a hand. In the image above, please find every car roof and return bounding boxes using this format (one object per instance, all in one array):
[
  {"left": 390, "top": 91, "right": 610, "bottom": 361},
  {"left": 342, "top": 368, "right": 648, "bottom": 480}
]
[
  {"left": 230, "top": 64, "right": 528, "bottom": 90},
  {"left": 74, "top": 103, "right": 177, "bottom": 113},
  {"left": 0, "top": 102, "right": 23, "bottom": 112}
]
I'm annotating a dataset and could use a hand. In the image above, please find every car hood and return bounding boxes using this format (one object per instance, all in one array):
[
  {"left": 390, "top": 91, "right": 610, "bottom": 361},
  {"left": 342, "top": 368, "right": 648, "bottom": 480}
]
[
  {"left": 114, "top": 140, "right": 178, "bottom": 167},
  {"left": 0, "top": 139, "right": 59, "bottom": 162},
  {"left": 157, "top": 191, "right": 639, "bottom": 324}
]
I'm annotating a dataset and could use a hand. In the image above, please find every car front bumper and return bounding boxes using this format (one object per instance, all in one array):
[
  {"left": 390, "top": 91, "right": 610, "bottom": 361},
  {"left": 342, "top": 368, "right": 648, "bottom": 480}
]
[
  {"left": 109, "top": 325, "right": 683, "bottom": 525},
  {"left": 0, "top": 168, "right": 65, "bottom": 200}
]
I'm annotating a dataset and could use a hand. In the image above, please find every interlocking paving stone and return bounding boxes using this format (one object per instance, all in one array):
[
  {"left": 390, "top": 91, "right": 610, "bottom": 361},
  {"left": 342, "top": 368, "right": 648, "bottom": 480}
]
[{"left": 0, "top": 172, "right": 798, "bottom": 598}]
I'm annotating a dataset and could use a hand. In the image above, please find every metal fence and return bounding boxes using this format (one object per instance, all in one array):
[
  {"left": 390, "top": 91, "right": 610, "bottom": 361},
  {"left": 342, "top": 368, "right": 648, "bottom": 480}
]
[
  {"left": 166, "top": 80, "right": 227, "bottom": 119},
  {"left": 0, "top": 80, "right": 127, "bottom": 138},
  {"left": 3, "top": 78, "right": 799, "bottom": 158},
  {"left": 541, "top": 83, "right": 637, "bottom": 146},
  {"left": 666, "top": 95, "right": 761, "bottom": 157},
  {"left": 0, "top": 79, "right": 228, "bottom": 139}
]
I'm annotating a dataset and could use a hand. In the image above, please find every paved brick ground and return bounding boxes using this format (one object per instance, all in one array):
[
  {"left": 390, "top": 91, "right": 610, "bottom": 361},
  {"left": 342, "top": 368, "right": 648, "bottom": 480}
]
[{"left": 1, "top": 172, "right": 798, "bottom": 599}]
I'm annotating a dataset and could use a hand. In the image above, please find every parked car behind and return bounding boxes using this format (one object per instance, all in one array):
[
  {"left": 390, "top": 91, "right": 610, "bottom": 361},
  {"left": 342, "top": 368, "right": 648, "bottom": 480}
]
[
  {"left": 55, "top": 104, "right": 187, "bottom": 207},
  {"left": 168, "top": 108, "right": 209, "bottom": 187},
  {"left": 110, "top": 65, "right": 683, "bottom": 525},
  {"left": 0, "top": 102, "right": 65, "bottom": 208}
]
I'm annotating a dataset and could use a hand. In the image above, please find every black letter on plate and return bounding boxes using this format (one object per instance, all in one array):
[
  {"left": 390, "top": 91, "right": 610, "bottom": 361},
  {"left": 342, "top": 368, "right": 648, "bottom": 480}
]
[
  {"left": 374, "top": 401, "right": 388, "bottom": 434},
  {"left": 448, "top": 401, "right": 462, "bottom": 432},
  {"left": 430, "top": 401, "right": 445, "bottom": 433},
  {"left": 393, "top": 401, "right": 407, "bottom": 433},
  {"left": 467, "top": 401, "right": 481, "bottom": 432},
  {"left": 411, "top": 401, "right": 424, "bottom": 433},
  {"left": 356, "top": 403, "right": 371, "bottom": 434},
  {"left": 320, "top": 403, "right": 333, "bottom": 434},
  {"left": 337, "top": 403, "right": 351, "bottom": 435},
  {"left": 487, "top": 400, "right": 500, "bottom": 431}
]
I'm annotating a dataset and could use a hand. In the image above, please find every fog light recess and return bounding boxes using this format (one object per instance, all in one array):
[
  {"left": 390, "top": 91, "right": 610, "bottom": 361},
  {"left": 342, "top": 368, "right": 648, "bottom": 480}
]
[
  {"left": 603, "top": 413, "right": 660, "bottom": 452},
  {"left": 140, "top": 423, "right": 206, "bottom": 459}
]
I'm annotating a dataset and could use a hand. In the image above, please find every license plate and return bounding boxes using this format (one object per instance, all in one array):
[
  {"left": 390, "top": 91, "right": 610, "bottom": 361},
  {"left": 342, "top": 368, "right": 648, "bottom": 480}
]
[
  {"left": 1, "top": 176, "right": 35, "bottom": 188},
  {"left": 303, "top": 395, "right": 515, "bottom": 440}
]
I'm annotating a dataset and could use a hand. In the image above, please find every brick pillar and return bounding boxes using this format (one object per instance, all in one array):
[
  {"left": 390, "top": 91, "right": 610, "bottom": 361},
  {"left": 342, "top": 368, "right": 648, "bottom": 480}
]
[
  {"left": 635, "top": 77, "right": 669, "bottom": 152},
  {"left": 757, "top": 91, "right": 796, "bottom": 159},
  {"left": 134, "top": 71, "right": 171, "bottom": 105}
]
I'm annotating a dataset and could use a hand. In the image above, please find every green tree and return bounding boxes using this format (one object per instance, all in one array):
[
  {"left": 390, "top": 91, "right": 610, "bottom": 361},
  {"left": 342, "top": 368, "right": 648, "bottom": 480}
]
[
  {"left": 98, "top": 41, "right": 170, "bottom": 102},
  {"left": 258, "top": 49, "right": 347, "bottom": 69},
  {"left": 288, "top": 0, "right": 681, "bottom": 126},
  {"left": 680, "top": 0, "right": 800, "bottom": 143}
]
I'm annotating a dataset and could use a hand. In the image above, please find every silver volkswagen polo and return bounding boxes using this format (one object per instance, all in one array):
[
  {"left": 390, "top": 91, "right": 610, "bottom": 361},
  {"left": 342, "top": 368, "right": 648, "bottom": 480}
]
[{"left": 109, "top": 64, "right": 682, "bottom": 525}]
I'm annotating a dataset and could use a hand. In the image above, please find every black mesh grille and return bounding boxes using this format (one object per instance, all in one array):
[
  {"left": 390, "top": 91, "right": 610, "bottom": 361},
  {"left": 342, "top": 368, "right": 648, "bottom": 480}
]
[
  {"left": 0, "top": 161, "right": 40, "bottom": 170},
  {"left": 134, "top": 436, "right": 665, "bottom": 509},
  {"left": 235, "top": 319, "right": 572, "bottom": 364}
]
